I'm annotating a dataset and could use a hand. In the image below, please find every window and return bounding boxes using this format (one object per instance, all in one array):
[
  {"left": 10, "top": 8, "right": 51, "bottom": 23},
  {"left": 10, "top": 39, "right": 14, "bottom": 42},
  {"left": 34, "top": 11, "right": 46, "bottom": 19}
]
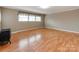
[
  {"left": 36, "top": 16, "right": 41, "bottom": 22},
  {"left": 18, "top": 13, "right": 28, "bottom": 21},
  {"left": 18, "top": 12, "right": 42, "bottom": 22},
  {"left": 29, "top": 15, "right": 35, "bottom": 21}
]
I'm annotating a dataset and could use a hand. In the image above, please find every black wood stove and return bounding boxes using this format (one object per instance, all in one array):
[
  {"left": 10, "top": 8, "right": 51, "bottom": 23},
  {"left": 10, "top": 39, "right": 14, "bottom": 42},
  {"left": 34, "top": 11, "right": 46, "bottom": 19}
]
[{"left": 0, "top": 29, "right": 11, "bottom": 45}]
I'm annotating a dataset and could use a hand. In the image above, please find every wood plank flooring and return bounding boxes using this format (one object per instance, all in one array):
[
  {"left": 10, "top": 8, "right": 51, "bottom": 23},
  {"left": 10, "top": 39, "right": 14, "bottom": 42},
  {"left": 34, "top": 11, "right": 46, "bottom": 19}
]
[{"left": 0, "top": 28, "right": 79, "bottom": 52}]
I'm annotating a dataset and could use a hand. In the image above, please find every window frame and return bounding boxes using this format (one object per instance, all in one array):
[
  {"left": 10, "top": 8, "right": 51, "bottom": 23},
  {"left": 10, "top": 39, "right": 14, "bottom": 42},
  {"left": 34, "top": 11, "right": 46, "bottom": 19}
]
[
  {"left": 18, "top": 13, "right": 29, "bottom": 22},
  {"left": 18, "top": 12, "right": 42, "bottom": 22},
  {"left": 35, "top": 15, "right": 42, "bottom": 22},
  {"left": 29, "top": 14, "right": 36, "bottom": 22}
]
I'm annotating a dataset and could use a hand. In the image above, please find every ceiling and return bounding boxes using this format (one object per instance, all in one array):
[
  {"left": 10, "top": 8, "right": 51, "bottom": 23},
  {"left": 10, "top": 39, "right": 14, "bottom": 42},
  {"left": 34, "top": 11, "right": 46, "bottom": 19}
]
[{"left": 3, "top": 6, "right": 79, "bottom": 14}]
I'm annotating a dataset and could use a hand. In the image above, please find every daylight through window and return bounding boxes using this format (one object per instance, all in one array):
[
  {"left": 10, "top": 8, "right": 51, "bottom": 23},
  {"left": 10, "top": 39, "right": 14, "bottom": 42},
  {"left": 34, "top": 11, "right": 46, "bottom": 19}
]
[{"left": 18, "top": 12, "right": 42, "bottom": 22}]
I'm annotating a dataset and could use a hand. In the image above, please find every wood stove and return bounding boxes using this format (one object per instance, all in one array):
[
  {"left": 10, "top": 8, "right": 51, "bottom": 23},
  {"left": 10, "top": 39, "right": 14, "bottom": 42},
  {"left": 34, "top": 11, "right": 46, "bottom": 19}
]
[{"left": 0, "top": 29, "right": 11, "bottom": 45}]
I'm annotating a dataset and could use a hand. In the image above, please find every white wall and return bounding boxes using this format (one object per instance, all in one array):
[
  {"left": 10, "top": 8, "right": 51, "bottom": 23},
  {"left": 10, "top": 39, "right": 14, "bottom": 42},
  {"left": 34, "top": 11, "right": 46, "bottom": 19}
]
[
  {"left": 1, "top": 8, "right": 44, "bottom": 32},
  {"left": 45, "top": 9, "right": 79, "bottom": 32},
  {"left": 0, "top": 8, "right": 1, "bottom": 31}
]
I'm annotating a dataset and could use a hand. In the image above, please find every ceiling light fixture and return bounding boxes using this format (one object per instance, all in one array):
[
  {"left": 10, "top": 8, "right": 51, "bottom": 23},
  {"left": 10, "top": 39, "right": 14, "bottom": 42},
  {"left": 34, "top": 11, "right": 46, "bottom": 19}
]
[{"left": 39, "top": 6, "right": 50, "bottom": 9}]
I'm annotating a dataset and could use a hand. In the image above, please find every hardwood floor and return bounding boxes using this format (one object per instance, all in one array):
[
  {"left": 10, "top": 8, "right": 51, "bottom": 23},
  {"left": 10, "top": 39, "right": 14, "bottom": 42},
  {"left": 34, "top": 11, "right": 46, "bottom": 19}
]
[{"left": 0, "top": 28, "right": 79, "bottom": 52}]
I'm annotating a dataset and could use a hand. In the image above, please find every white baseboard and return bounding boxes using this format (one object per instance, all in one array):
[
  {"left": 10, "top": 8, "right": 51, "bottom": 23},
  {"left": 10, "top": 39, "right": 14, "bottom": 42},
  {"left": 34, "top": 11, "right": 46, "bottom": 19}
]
[
  {"left": 12, "top": 27, "right": 43, "bottom": 34},
  {"left": 46, "top": 26, "right": 79, "bottom": 34},
  {"left": 11, "top": 26, "right": 79, "bottom": 34}
]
